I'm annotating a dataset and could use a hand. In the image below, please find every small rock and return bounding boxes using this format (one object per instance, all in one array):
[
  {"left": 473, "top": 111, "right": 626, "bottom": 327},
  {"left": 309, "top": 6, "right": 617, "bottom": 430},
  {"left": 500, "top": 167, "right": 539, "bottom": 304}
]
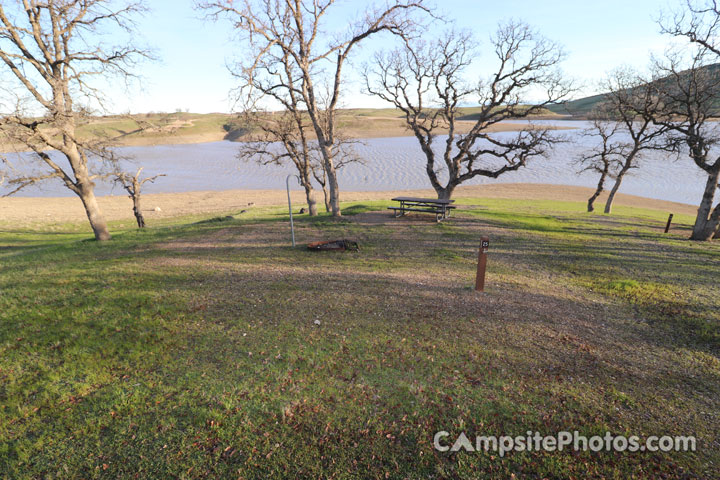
[{"left": 314, "top": 320, "right": 321, "bottom": 326}]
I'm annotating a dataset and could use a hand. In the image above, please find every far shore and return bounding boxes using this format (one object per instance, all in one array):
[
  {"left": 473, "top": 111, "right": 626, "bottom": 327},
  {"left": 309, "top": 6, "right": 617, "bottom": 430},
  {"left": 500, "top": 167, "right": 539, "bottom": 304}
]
[
  {"left": 0, "top": 183, "right": 697, "bottom": 229},
  {"left": 0, "top": 116, "right": 577, "bottom": 152}
]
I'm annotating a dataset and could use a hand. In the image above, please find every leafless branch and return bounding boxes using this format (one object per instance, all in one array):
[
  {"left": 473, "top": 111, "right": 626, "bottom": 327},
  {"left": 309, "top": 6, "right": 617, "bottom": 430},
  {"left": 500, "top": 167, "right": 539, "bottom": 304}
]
[
  {"left": 113, "top": 167, "right": 165, "bottom": 228},
  {"left": 0, "top": 0, "right": 151, "bottom": 240},
  {"left": 198, "top": 0, "right": 433, "bottom": 215},
  {"left": 363, "top": 23, "right": 573, "bottom": 199}
]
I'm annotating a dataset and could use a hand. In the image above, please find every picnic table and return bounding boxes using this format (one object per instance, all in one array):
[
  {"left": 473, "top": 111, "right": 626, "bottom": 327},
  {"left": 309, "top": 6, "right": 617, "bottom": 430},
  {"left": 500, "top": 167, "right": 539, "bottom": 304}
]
[{"left": 388, "top": 197, "right": 456, "bottom": 222}]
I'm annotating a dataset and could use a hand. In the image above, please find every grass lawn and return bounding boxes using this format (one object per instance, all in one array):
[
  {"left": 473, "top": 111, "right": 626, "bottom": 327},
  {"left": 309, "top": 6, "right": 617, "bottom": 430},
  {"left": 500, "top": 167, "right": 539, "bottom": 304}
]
[{"left": 0, "top": 199, "right": 718, "bottom": 479}]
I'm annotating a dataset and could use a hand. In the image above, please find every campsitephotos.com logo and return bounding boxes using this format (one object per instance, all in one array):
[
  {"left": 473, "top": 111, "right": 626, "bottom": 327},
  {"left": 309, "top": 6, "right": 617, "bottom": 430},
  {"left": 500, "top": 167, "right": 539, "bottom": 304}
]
[{"left": 434, "top": 431, "right": 697, "bottom": 457}]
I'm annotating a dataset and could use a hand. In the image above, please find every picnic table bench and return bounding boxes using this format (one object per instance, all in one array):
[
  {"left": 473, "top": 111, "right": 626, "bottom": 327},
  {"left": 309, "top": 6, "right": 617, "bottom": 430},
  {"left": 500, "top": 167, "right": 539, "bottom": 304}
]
[{"left": 388, "top": 197, "right": 456, "bottom": 222}]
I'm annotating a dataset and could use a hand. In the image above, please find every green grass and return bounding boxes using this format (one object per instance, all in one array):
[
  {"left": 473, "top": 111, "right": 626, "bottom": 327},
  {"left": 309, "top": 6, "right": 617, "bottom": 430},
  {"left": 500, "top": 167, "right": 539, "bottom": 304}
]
[
  {"left": 547, "top": 93, "right": 608, "bottom": 116},
  {"left": 1, "top": 199, "right": 718, "bottom": 478}
]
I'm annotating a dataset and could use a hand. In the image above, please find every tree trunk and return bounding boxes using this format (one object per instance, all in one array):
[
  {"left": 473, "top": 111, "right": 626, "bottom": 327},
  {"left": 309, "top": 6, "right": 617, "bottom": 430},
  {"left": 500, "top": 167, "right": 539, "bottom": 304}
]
[
  {"left": 326, "top": 164, "right": 341, "bottom": 216},
  {"left": 588, "top": 170, "right": 608, "bottom": 213},
  {"left": 436, "top": 184, "right": 456, "bottom": 200},
  {"left": 303, "top": 184, "right": 318, "bottom": 216},
  {"left": 691, "top": 168, "right": 720, "bottom": 241},
  {"left": 65, "top": 138, "right": 112, "bottom": 240},
  {"left": 604, "top": 170, "right": 628, "bottom": 214},
  {"left": 314, "top": 139, "right": 341, "bottom": 216},
  {"left": 322, "top": 185, "right": 331, "bottom": 212},
  {"left": 79, "top": 186, "right": 111, "bottom": 241},
  {"left": 132, "top": 195, "right": 146, "bottom": 228}
]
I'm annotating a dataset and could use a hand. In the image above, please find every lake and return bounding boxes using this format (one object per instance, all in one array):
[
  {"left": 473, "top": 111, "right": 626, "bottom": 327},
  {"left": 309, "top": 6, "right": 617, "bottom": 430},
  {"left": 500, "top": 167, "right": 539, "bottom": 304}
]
[{"left": 1, "top": 121, "right": 710, "bottom": 206}]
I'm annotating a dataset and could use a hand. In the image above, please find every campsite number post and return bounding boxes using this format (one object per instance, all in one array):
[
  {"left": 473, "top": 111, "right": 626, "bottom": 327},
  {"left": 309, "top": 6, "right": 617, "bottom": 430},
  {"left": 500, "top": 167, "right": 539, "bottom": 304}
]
[
  {"left": 475, "top": 236, "right": 489, "bottom": 292},
  {"left": 664, "top": 213, "right": 674, "bottom": 234}
]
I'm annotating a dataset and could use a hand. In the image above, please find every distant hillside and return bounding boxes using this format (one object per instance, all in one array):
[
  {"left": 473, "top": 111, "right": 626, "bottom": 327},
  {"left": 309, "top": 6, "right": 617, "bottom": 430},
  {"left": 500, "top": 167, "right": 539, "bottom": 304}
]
[
  {"left": 547, "top": 94, "right": 607, "bottom": 117},
  {"left": 1, "top": 108, "right": 562, "bottom": 151},
  {"left": 548, "top": 63, "right": 720, "bottom": 117}
]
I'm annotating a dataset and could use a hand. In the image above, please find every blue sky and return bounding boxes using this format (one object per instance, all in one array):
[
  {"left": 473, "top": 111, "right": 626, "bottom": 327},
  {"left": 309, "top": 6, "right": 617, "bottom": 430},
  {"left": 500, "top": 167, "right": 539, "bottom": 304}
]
[{"left": 116, "top": 0, "right": 679, "bottom": 114}]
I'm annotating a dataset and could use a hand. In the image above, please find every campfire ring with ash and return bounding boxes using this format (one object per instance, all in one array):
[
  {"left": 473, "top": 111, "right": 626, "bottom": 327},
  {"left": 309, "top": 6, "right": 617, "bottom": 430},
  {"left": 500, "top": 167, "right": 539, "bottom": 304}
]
[{"left": 306, "top": 239, "right": 359, "bottom": 252}]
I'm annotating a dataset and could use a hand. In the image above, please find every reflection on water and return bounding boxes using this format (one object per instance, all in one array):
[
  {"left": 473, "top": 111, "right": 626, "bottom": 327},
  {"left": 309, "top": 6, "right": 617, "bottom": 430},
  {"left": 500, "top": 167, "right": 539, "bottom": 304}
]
[{"left": 1, "top": 121, "right": 709, "bottom": 206}]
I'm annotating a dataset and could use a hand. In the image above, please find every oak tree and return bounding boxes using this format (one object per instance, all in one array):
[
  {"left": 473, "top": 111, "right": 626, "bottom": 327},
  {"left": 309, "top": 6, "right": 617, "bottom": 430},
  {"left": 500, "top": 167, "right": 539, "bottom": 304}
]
[
  {"left": 659, "top": 0, "right": 720, "bottom": 239},
  {"left": 0, "top": 0, "right": 149, "bottom": 240},
  {"left": 200, "top": 0, "right": 429, "bottom": 216},
  {"left": 114, "top": 167, "right": 164, "bottom": 228},
  {"left": 363, "top": 25, "right": 572, "bottom": 200}
]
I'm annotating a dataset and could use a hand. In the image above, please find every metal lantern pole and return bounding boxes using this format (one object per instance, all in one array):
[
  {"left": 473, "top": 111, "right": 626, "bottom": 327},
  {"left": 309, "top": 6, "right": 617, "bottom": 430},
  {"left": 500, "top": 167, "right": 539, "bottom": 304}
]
[{"left": 286, "top": 174, "right": 296, "bottom": 247}]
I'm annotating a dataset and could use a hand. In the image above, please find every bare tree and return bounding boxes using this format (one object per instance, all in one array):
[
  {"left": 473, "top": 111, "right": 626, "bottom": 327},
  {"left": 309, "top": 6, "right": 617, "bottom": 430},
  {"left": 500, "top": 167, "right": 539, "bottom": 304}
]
[
  {"left": 0, "top": 0, "right": 149, "bottom": 240},
  {"left": 114, "top": 167, "right": 164, "bottom": 228},
  {"left": 641, "top": 49, "right": 720, "bottom": 240},
  {"left": 229, "top": 25, "right": 322, "bottom": 217},
  {"left": 363, "top": 25, "right": 572, "bottom": 200},
  {"left": 200, "top": 0, "right": 430, "bottom": 216},
  {"left": 575, "top": 115, "right": 624, "bottom": 212},
  {"left": 660, "top": 1, "right": 720, "bottom": 239},
  {"left": 661, "top": 0, "right": 720, "bottom": 55},
  {"left": 593, "top": 69, "right": 673, "bottom": 214},
  {"left": 238, "top": 109, "right": 361, "bottom": 215},
  {"left": 312, "top": 136, "right": 362, "bottom": 211},
  {"left": 238, "top": 109, "right": 321, "bottom": 215}
]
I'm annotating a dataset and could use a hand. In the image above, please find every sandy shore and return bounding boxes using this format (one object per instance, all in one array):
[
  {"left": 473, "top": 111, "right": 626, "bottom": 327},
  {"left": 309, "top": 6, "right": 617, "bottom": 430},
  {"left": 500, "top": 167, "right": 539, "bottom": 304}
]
[{"left": 0, "top": 184, "right": 697, "bottom": 228}]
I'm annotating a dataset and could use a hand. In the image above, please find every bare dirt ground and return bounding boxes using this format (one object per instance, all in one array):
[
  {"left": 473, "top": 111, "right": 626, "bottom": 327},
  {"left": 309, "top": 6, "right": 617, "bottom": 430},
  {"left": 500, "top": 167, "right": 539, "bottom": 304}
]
[{"left": 0, "top": 183, "right": 697, "bottom": 228}]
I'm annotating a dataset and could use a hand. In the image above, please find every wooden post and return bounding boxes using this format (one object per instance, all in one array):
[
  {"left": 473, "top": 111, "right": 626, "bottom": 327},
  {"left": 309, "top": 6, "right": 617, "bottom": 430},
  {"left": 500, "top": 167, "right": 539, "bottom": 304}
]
[
  {"left": 475, "top": 236, "right": 489, "bottom": 292},
  {"left": 664, "top": 213, "right": 674, "bottom": 234}
]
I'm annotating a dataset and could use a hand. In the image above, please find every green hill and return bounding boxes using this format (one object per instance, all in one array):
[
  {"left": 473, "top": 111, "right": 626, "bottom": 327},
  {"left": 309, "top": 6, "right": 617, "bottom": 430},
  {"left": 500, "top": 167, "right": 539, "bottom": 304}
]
[
  {"left": 547, "top": 93, "right": 607, "bottom": 117},
  {"left": 549, "top": 63, "right": 720, "bottom": 117}
]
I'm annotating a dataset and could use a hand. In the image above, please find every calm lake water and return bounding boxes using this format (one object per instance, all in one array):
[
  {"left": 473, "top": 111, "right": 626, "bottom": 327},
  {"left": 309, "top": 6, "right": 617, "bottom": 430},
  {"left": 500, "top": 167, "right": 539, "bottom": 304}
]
[{"left": 1, "top": 121, "right": 710, "bottom": 206}]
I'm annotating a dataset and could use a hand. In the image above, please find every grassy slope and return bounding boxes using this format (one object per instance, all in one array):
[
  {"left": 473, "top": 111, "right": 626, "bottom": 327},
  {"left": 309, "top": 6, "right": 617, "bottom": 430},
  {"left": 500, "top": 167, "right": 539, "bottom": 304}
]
[
  {"left": 0, "top": 200, "right": 718, "bottom": 479},
  {"left": 63, "top": 107, "right": 564, "bottom": 147},
  {"left": 547, "top": 63, "right": 720, "bottom": 117},
  {"left": 546, "top": 94, "right": 607, "bottom": 117},
  {"left": 75, "top": 112, "right": 234, "bottom": 144}
]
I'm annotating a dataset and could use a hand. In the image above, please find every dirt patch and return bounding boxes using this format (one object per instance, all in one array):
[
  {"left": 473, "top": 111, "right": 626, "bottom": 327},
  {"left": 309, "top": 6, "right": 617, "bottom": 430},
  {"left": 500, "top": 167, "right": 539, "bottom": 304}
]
[{"left": 0, "top": 183, "right": 698, "bottom": 229}]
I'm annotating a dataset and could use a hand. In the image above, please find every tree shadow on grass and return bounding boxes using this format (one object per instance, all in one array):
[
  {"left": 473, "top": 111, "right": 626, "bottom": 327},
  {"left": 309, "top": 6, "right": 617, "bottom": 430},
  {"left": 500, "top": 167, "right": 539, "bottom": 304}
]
[{"left": 2, "top": 233, "right": 718, "bottom": 478}]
